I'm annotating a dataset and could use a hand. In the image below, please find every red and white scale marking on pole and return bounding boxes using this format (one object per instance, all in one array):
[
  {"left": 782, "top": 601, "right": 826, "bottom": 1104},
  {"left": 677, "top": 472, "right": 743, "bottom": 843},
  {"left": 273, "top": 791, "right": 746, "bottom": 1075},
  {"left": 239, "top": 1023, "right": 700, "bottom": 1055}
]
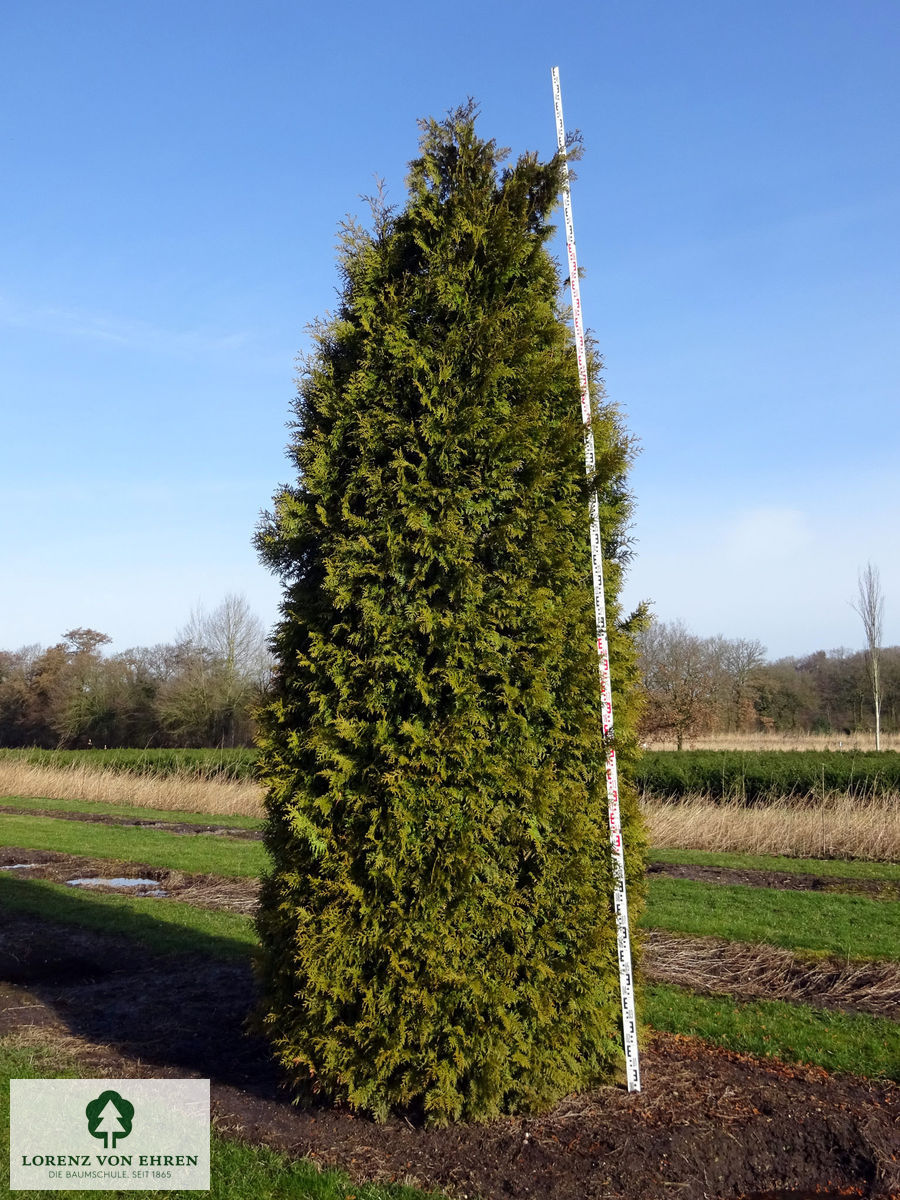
[{"left": 552, "top": 66, "right": 641, "bottom": 1092}]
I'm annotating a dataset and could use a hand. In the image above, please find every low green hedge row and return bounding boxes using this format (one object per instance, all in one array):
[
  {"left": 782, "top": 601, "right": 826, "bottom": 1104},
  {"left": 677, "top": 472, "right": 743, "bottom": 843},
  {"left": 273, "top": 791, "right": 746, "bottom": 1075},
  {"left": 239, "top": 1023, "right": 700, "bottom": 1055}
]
[
  {"left": 635, "top": 750, "right": 900, "bottom": 801},
  {"left": 0, "top": 746, "right": 257, "bottom": 780},
  {"left": 5, "top": 747, "right": 899, "bottom": 801}
]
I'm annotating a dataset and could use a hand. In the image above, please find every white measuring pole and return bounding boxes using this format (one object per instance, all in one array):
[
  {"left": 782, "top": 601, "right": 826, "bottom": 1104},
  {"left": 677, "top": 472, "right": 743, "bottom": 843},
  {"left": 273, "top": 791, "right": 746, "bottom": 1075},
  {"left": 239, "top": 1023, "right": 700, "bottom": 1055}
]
[{"left": 551, "top": 66, "right": 641, "bottom": 1093}]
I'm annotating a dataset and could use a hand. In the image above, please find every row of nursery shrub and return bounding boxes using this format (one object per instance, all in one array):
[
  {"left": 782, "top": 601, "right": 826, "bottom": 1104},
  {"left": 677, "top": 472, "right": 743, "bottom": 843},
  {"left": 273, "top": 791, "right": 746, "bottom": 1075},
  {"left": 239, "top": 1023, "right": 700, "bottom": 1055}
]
[
  {"left": 635, "top": 750, "right": 900, "bottom": 802},
  {"left": 4, "top": 746, "right": 898, "bottom": 801},
  {"left": 0, "top": 747, "right": 257, "bottom": 780}
]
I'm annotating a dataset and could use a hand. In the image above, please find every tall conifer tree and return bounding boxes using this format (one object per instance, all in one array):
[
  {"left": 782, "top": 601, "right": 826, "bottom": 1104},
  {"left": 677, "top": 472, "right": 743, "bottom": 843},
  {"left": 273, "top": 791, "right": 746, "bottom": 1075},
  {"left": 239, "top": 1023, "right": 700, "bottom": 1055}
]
[{"left": 254, "top": 103, "right": 647, "bottom": 1123}]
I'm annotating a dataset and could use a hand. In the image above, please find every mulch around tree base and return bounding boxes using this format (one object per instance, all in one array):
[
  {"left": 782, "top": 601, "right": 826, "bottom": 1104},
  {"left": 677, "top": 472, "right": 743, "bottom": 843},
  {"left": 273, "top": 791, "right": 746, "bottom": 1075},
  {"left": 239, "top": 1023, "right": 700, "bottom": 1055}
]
[{"left": 0, "top": 911, "right": 897, "bottom": 1200}]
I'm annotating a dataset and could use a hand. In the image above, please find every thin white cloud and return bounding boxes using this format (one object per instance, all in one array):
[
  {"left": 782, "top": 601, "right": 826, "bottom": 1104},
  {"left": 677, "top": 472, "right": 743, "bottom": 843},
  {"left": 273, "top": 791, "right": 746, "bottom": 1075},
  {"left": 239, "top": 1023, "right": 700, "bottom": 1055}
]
[
  {"left": 722, "top": 506, "right": 813, "bottom": 565},
  {"left": 0, "top": 293, "right": 252, "bottom": 358},
  {"left": 623, "top": 490, "right": 900, "bottom": 659}
]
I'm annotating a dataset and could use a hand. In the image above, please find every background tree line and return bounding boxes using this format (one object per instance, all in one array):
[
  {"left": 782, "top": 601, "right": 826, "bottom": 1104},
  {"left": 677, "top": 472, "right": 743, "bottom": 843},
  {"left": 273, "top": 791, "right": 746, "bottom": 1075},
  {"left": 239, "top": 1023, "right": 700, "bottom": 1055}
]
[
  {"left": 0, "top": 594, "right": 273, "bottom": 749},
  {"left": 638, "top": 619, "right": 900, "bottom": 747},
  {"left": 3, "top": 600, "right": 895, "bottom": 751}
]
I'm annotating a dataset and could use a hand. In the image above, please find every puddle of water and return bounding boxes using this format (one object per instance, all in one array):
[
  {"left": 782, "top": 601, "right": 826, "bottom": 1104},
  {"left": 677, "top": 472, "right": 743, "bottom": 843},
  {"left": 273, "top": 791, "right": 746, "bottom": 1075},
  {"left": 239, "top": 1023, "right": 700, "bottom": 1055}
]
[
  {"left": 0, "top": 863, "right": 41, "bottom": 870},
  {"left": 66, "top": 877, "right": 167, "bottom": 897}
]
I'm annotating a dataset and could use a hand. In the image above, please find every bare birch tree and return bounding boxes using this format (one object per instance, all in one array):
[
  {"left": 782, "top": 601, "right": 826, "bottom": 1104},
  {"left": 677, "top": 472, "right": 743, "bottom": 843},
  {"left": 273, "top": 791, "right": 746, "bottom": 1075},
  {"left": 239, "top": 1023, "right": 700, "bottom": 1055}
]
[{"left": 853, "top": 562, "right": 884, "bottom": 750}]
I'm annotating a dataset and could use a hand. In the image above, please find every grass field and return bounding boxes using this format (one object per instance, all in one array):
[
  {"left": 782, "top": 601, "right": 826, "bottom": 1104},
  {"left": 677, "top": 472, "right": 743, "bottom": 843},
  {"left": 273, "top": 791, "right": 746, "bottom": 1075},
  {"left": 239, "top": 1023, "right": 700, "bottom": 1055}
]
[
  {"left": 2, "top": 795, "right": 899, "bottom": 1078},
  {"left": 0, "top": 874, "right": 257, "bottom": 957},
  {"left": 3, "top": 869, "right": 898, "bottom": 1087},
  {"left": 0, "top": 760, "right": 263, "bottom": 817},
  {"left": 636, "top": 748, "right": 900, "bottom": 800},
  {"left": 1, "top": 791, "right": 262, "bottom": 828},
  {"left": 649, "top": 846, "right": 900, "bottom": 881},
  {"left": 0, "top": 812, "right": 266, "bottom": 876},
  {"left": 6, "top": 810, "right": 898, "bottom": 963},
  {"left": 644, "top": 731, "right": 900, "bottom": 752},
  {"left": 644, "top": 984, "right": 900, "bottom": 1078},
  {"left": 2, "top": 773, "right": 900, "bottom": 1197},
  {"left": 6, "top": 752, "right": 900, "bottom": 863},
  {"left": 0, "top": 747, "right": 256, "bottom": 778},
  {"left": 645, "top": 877, "right": 900, "bottom": 960}
]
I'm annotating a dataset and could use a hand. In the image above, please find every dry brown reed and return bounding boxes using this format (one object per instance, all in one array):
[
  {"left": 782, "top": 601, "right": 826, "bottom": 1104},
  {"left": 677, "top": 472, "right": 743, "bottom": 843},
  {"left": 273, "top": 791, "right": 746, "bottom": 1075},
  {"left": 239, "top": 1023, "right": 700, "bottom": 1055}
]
[
  {"left": 643, "top": 731, "right": 900, "bottom": 752},
  {"left": 644, "top": 930, "right": 900, "bottom": 1018},
  {"left": 0, "top": 761, "right": 264, "bottom": 819},
  {"left": 643, "top": 790, "right": 900, "bottom": 861},
  {"left": 4, "top": 763, "right": 899, "bottom": 861}
]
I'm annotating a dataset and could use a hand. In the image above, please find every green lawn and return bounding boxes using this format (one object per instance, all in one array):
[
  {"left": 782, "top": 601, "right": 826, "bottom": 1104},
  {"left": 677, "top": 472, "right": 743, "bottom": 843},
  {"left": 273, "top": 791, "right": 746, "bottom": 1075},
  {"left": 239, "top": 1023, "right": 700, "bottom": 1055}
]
[
  {"left": 643, "top": 876, "right": 900, "bottom": 960},
  {"left": 0, "top": 792, "right": 262, "bottom": 829},
  {"left": 3, "top": 872, "right": 899, "bottom": 1085},
  {"left": 0, "top": 813, "right": 267, "bottom": 877},
  {"left": 5, "top": 815, "right": 898, "bottom": 964},
  {"left": 4, "top": 801, "right": 899, "bottom": 1090},
  {"left": 645, "top": 983, "right": 900, "bottom": 1080},
  {"left": 649, "top": 847, "right": 900, "bottom": 882},
  {"left": 0, "top": 1040, "right": 443, "bottom": 1200},
  {"left": 0, "top": 875, "right": 256, "bottom": 958}
]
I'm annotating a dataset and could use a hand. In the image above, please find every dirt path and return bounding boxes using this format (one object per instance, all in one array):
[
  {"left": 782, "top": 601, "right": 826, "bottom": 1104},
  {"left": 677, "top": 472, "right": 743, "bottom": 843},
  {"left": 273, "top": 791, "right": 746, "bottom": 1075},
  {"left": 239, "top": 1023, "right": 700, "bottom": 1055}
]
[
  {"left": 0, "top": 802, "right": 263, "bottom": 839},
  {"left": 649, "top": 860, "right": 900, "bottom": 900},
  {"left": 0, "top": 909, "right": 897, "bottom": 1200}
]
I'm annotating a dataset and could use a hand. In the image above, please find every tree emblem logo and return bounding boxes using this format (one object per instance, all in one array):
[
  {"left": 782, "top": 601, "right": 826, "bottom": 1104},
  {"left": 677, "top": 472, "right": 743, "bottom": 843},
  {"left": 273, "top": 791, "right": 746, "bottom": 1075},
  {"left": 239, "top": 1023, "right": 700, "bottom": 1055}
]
[{"left": 85, "top": 1090, "right": 134, "bottom": 1149}]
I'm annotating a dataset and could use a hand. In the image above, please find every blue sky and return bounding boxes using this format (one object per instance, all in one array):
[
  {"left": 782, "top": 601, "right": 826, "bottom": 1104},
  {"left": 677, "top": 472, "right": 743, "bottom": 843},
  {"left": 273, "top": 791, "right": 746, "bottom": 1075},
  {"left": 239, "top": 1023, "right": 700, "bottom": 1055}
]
[{"left": 1, "top": 0, "right": 897, "bottom": 660}]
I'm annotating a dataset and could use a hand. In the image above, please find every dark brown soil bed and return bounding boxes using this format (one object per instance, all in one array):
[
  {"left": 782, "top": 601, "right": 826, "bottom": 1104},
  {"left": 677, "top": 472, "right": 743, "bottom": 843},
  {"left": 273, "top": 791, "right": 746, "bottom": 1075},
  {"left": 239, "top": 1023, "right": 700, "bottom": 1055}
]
[
  {"left": 0, "top": 802, "right": 263, "bottom": 839},
  {"left": 0, "top": 845, "right": 259, "bottom": 913},
  {"left": 649, "top": 861, "right": 900, "bottom": 900},
  {"left": 0, "top": 911, "right": 897, "bottom": 1199}
]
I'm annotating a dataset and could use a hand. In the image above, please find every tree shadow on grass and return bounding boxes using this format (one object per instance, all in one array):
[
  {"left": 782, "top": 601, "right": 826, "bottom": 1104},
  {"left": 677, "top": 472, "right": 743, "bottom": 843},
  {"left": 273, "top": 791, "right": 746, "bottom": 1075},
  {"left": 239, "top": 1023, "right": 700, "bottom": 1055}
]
[{"left": 0, "top": 875, "right": 282, "bottom": 1100}]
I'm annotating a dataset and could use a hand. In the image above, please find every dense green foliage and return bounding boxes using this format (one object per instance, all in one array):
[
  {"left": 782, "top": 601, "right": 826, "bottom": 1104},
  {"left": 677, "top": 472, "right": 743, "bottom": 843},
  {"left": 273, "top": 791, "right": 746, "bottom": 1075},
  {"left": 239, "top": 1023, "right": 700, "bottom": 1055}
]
[
  {"left": 254, "top": 105, "right": 647, "bottom": 1122},
  {"left": 0, "top": 746, "right": 256, "bottom": 779},
  {"left": 636, "top": 749, "right": 900, "bottom": 801}
]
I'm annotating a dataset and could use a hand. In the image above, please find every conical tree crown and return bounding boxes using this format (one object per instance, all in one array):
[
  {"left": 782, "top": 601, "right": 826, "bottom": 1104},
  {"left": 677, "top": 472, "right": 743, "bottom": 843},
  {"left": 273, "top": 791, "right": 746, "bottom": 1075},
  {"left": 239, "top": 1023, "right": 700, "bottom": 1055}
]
[{"left": 255, "top": 103, "right": 646, "bottom": 1124}]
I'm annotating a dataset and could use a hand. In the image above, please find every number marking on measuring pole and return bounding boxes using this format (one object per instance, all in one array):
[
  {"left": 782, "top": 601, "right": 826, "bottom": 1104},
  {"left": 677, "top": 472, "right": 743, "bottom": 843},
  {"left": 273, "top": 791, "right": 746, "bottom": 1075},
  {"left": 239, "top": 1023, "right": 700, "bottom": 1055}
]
[{"left": 551, "top": 65, "right": 641, "bottom": 1092}]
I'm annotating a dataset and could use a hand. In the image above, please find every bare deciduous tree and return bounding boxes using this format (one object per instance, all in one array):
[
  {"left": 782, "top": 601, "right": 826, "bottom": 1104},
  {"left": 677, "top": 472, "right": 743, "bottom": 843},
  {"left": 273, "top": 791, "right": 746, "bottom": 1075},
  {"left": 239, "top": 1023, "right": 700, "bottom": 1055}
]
[
  {"left": 852, "top": 562, "right": 884, "bottom": 750},
  {"left": 721, "top": 636, "right": 767, "bottom": 731},
  {"left": 161, "top": 593, "right": 273, "bottom": 746},
  {"left": 639, "top": 623, "right": 768, "bottom": 744},
  {"left": 638, "top": 619, "right": 720, "bottom": 750}
]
